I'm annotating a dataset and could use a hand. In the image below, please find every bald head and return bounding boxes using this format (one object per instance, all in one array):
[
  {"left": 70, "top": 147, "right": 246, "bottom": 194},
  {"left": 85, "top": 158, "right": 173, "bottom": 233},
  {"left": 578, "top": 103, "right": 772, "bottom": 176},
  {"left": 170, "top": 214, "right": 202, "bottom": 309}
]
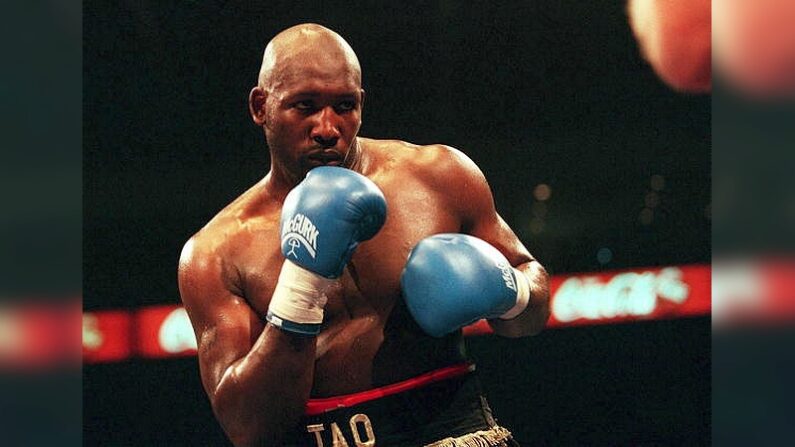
[{"left": 258, "top": 24, "right": 362, "bottom": 91}]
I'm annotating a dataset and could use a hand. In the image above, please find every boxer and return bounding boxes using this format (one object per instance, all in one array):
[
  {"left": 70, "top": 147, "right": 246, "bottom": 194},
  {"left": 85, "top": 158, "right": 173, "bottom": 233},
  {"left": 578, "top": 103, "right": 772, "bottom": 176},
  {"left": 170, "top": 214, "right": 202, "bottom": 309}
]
[{"left": 178, "top": 23, "right": 549, "bottom": 446}]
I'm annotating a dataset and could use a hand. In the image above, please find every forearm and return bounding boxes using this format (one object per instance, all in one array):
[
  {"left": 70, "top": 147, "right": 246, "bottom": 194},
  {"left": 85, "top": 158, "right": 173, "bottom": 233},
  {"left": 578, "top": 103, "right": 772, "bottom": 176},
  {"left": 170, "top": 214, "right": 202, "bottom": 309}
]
[
  {"left": 212, "top": 324, "right": 316, "bottom": 446},
  {"left": 489, "top": 260, "right": 550, "bottom": 338}
]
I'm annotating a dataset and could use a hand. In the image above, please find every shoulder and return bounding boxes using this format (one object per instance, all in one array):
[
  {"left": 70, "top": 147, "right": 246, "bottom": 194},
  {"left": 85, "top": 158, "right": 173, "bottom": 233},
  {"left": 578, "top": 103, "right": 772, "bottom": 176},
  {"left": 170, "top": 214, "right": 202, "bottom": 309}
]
[
  {"left": 177, "top": 221, "right": 238, "bottom": 304},
  {"left": 364, "top": 138, "right": 484, "bottom": 185},
  {"left": 178, "top": 181, "right": 271, "bottom": 297},
  {"left": 363, "top": 138, "right": 494, "bottom": 223}
]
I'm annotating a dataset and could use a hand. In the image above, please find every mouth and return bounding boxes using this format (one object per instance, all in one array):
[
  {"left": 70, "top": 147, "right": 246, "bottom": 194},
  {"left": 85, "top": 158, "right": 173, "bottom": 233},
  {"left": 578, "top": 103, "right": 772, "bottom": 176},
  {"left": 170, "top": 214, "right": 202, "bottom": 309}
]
[{"left": 307, "top": 150, "right": 344, "bottom": 167}]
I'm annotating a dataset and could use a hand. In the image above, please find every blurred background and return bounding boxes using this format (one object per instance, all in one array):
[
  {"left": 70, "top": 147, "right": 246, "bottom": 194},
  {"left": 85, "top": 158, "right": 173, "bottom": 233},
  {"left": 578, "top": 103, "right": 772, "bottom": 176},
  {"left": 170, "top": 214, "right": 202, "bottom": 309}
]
[
  {"left": 81, "top": 1, "right": 711, "bottom": 445},
  {"left": 0, "top": 1, "right": 81, "bottom": 446}
]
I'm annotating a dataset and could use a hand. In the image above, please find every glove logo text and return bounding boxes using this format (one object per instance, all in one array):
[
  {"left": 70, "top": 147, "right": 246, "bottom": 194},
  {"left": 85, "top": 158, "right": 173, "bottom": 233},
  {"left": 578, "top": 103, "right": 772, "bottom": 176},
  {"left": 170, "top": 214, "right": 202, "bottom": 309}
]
[
  {"left": 283, "top": 213, "right": 319, "bottom": 259},
  {"left": 496, "top": 260, "right": 517, "bottom": 292}
]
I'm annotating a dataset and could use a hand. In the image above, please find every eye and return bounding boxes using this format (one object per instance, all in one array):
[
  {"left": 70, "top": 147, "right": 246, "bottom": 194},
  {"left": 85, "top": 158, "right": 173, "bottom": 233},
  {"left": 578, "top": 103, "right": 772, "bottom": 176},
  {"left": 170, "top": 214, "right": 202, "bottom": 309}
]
[
  {"left": 294, "top": 100, "right": 315, "bottom": 112},
  {"left": 335, "top": 100, "right": 356, "bottom": 112}
]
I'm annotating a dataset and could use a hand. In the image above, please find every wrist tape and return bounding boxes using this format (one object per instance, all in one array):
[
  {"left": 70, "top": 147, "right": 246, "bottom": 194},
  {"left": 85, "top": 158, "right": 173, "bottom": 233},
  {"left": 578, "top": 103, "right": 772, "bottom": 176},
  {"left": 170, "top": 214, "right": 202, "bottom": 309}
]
[
  {"left": 499, "top": 268, "right": 531, "bottom": 320},
  {"left": 266, "top": 260, "right": 336, "bottom": 335}
]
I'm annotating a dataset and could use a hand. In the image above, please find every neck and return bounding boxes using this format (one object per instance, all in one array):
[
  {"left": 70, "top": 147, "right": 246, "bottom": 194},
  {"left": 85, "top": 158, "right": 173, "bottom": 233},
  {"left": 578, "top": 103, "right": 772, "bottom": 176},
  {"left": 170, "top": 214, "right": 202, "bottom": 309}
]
[
  {"left": 261, "top": 170, "right": 293, "bottom": 203},
  {"left": 342, "top": 137, "right": 365, "bottom": 174}
]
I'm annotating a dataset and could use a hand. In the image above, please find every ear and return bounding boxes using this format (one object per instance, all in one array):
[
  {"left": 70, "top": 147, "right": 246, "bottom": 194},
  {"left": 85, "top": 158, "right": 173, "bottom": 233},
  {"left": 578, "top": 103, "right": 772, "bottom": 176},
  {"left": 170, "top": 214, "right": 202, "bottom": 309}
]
[
  {"left": 249, "top": 86, "right": 268, "bottom": 126},
  {"left": 360, "top": 88, "right": 366, "bottom": 110}
]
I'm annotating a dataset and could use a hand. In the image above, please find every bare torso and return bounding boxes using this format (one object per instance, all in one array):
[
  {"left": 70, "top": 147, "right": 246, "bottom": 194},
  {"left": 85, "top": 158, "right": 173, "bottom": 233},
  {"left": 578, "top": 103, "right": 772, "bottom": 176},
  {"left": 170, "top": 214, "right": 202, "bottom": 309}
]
[{"left": 203, "top": 138, "right": 470, "bottom": 397}]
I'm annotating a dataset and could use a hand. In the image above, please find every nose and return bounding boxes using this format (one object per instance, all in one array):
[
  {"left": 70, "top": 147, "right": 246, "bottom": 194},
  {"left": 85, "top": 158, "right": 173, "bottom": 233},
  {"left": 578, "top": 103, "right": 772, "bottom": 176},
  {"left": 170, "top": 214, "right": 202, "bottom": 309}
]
[{"left": 310, "top": 107, "right": 341, "bottom": 148}]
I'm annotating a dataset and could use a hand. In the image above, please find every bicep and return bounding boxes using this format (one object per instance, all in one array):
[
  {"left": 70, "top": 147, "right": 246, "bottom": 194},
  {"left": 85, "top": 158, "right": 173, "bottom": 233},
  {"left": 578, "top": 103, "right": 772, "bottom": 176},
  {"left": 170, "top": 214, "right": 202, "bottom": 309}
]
[
  {"left": 178, "top": 245, "right": 263, "bottom": 398},
  {"left": 444, "top": 149, "right": 534, "bottom": 267},
  {"left": 193, "top": 296, "right": 263, "bottom": 400}
]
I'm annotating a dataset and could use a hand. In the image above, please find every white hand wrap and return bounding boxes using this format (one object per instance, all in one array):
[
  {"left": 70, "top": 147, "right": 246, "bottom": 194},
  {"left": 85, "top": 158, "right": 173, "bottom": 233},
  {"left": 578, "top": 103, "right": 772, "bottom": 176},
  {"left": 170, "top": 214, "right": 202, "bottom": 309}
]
[
  {"left": 268, "top": 260, "right": 336, "bottom": 326},
  {"left": 499, "top": 267, "right": 531, "bottom": 320}
]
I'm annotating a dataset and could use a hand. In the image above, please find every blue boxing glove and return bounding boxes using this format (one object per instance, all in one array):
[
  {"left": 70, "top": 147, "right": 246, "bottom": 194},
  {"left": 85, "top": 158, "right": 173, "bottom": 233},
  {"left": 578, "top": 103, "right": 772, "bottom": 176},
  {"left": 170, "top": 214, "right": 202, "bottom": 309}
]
[
  {"left": 400, "top": 234, "right": 530, "bottom": 337},
  {"left": 267, "top": 167, "right": 387, "bottom": 335},
  {"left": 279, "top": 166, "right": 386, "bottom": 277}
]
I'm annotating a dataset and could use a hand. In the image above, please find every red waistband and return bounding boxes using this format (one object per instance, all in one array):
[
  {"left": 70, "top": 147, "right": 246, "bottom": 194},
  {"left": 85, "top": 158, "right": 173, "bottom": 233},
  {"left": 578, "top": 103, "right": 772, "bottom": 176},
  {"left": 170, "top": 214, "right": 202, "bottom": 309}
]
[{"left": 304, "top": 363, "right": 475, "bottom": 416}]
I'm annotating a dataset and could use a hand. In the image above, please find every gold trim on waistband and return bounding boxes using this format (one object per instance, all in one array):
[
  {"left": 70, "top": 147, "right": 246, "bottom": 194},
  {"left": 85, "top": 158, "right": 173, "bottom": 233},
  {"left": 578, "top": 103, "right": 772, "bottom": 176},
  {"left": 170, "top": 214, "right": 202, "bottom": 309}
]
[{"left": 424, "top": 426, "right": 513, "bottom": 447}]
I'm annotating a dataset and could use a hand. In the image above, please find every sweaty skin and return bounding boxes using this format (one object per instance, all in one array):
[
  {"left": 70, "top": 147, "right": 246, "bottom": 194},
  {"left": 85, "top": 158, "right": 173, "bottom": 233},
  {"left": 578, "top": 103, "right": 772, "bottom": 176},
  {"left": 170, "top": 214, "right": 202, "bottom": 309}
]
[{"left": 178, "top": 24, "right": 549, "bottom": 446}]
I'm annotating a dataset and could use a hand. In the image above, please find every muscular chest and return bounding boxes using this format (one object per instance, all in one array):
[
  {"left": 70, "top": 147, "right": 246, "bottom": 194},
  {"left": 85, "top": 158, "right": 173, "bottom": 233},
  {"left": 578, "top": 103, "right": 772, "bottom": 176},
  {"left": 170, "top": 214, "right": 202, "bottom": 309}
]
[{"left": 239, "top": 177, "right": 460, "bottom": 318}]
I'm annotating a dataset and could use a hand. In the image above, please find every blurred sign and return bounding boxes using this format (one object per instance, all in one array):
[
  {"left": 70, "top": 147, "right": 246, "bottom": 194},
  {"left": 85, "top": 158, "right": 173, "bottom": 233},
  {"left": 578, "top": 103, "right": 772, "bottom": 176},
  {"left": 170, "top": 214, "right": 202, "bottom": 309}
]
[
  {"left": 0, "top": 301, "right": 81, "bottom": 369},
  {"left": 463, "top": 264, "right": 711, "bottom": 335},
  {"left": 549, "top": 265, "right": 709, "bottom": 326},
  {"left": 136, "top": 305, "right": 197, "bottom": 359},
  {"left": 712, "top": 258, "right": 795, "bottom": 327},
  {"left": 82, "top": 311, "right": 132, "bottom": 363}
]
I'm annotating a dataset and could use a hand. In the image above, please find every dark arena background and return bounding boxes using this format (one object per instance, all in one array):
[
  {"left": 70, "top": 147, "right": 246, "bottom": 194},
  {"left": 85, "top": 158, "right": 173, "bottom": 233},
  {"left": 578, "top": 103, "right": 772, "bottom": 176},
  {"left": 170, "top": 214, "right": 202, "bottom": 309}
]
[{"left": 84, "top": 1, "right": 710, "bottom": 445}]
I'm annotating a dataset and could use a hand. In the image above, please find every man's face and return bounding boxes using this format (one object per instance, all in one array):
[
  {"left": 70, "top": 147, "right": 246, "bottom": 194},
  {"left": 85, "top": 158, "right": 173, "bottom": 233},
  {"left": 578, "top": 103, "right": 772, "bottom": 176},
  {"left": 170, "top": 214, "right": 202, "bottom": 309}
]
[{"left": 263, "top": 55, "right": 364, "bottom": 178}]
